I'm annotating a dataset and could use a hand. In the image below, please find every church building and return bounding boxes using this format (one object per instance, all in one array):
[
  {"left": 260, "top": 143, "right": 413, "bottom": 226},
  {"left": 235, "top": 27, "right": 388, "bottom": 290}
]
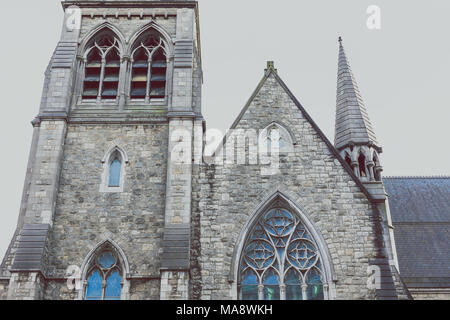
[{"left": 1, "top": 0, "right": 448, "bottom": 300}]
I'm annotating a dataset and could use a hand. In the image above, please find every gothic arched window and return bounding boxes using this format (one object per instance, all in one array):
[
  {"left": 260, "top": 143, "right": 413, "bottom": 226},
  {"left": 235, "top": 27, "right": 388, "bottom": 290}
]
[
  {"left": 239, "top": 208, "right": 325, "bottom": 300},
  {"left": 82, "top": 31, "right": 121, "bottom": 101},
  {"left": 85, "top": 251, "right": 123, "bottom": 300},
  {"left": 130, "top": 31, "right": 168, "bottom": 102},
  {"left": 260, "top": 123, "right": 294, "bottom": 155},
  {"left": 100, "top": 146, "right": 128, "bottom": 193},
  {"left": 108, "top": 157, "right": 122, "bottom": 187},
  {"left": 345, "top": 153, "right": 352, "bottom": 169},
  {"left": 358, "top": 153, "right": 367, "bottom": 178}
]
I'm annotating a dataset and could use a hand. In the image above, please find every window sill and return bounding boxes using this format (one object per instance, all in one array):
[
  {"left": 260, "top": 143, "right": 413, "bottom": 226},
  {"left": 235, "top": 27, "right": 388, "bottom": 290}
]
[
  {"left": 99, "top": 186, "right": 124, "bottom": 193},
  {"left": 76, "top": 99, "right": 168, "bottom": 109}
]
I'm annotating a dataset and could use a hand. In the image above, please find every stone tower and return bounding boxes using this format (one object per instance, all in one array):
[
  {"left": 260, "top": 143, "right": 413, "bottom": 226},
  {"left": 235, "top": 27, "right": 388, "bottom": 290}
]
[{"left": 0, "top": 0, "right": 203, "bottom": 300}]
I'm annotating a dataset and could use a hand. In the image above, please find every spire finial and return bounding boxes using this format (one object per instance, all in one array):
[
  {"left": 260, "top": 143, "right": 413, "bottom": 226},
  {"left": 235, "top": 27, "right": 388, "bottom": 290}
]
[
  {"left": 338, "top": 36, "right": 343, "bottom": 44},
  {"left": 265, "top": 61, "right": 277, "bottom": 75}
]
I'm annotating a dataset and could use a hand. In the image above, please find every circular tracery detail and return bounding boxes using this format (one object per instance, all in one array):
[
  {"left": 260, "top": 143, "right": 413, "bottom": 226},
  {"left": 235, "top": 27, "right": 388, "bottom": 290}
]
[
  {"left": 85, "top": 250, "right": 123, "bottom": 300},
  {"left": 240, "top": 208, "right": 325, "bottom": 300}
]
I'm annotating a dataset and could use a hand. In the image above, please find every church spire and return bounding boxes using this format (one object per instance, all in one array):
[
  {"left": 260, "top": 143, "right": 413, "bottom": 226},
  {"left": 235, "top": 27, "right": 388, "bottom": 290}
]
[
  {"left": 335, "top": 37, "right": 383, "bottom": 182},
  {"left": 335, "top": 37, "right": 380, "bottom": 151}
]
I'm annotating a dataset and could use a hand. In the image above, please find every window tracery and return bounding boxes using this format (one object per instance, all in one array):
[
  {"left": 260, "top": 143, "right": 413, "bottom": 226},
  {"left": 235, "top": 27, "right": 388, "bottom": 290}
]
[
  {"left": 130, "top": 33, "right": 168, "bottom": 102},
  {"left": 82, "top": 32, "right": 121, "bottom": 101},
  {"left": 240, "top": 208, "right": 325, "bottom": 300},
  {"left": 85, "top": 251, "right": 123, "bottom": 300}
]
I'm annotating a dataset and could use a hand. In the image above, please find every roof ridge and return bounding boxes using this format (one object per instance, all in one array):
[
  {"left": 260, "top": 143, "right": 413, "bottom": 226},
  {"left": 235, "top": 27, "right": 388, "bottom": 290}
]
[{"left": 383, "top": 175, "right": 450, "bottom": 179}]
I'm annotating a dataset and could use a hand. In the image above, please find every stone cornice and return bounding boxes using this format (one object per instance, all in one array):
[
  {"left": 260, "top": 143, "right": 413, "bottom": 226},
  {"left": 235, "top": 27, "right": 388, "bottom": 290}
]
[{"left": 62, "top": 1, "right": 198, "bottom": 10}]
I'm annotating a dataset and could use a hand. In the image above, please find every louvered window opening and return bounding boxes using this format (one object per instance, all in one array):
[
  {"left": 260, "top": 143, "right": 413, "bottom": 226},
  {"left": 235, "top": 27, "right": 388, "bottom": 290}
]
[
  {"left": 83, "top": 35, "right": 120, "bottom": 101},
  {"left": 130, "top": 35, "right": 167, "bottom": 102}
]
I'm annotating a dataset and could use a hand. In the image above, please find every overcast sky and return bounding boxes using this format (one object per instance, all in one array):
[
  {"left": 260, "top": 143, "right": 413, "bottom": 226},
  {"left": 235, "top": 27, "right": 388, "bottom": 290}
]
[{"left": 1, "top": 0, "right": 449, "bottom": 260}]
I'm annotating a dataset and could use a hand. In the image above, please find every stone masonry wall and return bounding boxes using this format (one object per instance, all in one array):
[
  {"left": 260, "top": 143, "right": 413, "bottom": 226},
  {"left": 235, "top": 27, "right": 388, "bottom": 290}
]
[
  {"left": 79, "top": 14, "right": 177, "bottom": 44},
  {"left": 0, "top": 280, "right": 8, "bottom": 300},
  {"left": 197, "top": 73, "right": 379, "bottom": 300},
  {"left": 7, "top": 273, "right": 46, "bottom": 300},
  {"left": 44, "top": 124, "right": 168, "bottom": 299}
]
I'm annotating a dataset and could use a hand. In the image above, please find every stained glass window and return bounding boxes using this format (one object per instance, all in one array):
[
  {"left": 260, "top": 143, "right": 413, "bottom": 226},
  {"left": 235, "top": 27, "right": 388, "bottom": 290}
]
[
  {"left": 306, "top": 268, "right": 324, "bottom": 300},
  {"left": 85, "top": 270, "right": 102, "bottom": 300},
  {"left": 241, "top": 269, "right": 259, "bottom": 300},
  {"left": 85, "top": 251, "right": 122, "bottom": 300},
  {"left": 108, "top": 158, "right": 121, "bottom": 187},
  {"left": 240, "top": 208, "right": 325, "bottom": 300},
  {"left": 105, "top": 270, "right": 122, "bottom": 300}
]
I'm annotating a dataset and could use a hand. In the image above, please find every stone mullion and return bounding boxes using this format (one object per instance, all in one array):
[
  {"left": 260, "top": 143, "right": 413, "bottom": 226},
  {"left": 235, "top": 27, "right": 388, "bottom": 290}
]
[
  {"left": 375, "top": 165, "right": 383, "bottom": 180},
  {"left": 97, "top": 57, "right": 106, "bottom": 103},
  {"left": 118, "top": 55, "right": 130, "bottom": 110},
  {"left": 323, "top": 283, "right": 329, "bottom": 300},
  {"left": 126, "top": 58, "right": 134, "bottom": 104},
  {"left": 280, "top": 284, "right": 286, "bottom": 300},
  {"left": 278, "top": 219, "right": 298, "bottom": 301},
  {"left": 101, "top": 278, "right": 107, "bottom": 301},
  {"left": 258, "top": 284, "right": 264, "bottom": 300},
  {"left": 367, "top": 161, "right": 375, "bottom": 181},
  {"left": 165, "top": 55, "right": 174, "bottom": 106},
  {"left": 145, "top": 57, "right": 152, "bottom": 103},
  {"left": 351, "top": 161, "right": 359, "bottom": 177},
  {"left": 302, "top": 283, "right": 308, "bottom": 300}
]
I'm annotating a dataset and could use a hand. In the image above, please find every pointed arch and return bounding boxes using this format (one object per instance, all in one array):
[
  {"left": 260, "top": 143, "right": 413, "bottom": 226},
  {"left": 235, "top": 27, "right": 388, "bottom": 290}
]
[
  {"left": 78, "top": 22, "right": 126, "bottom": 56},
  {"left": 78, "top": 239, "right": 130, "bottom": 300},
  {"left": 126, "top": 22, "right": 173, "bottom": 103},
  {"left": 259, "top": 122, "right": 295, "bottom": 154},
  {"left": 372, "top": 150, "right": 382, "bottom": 181},
  {"left": 100, "top": 145, "right": 129, "bottom": 192},
  {"left": 78, "top": 24, "right": 125, "bottom": 102},
  {"left": 101, "top": 145, "right": 129, "bottom": 165},
  {"left": 358, "top": 152, "right": 368, "bottom": 179},
  {"left": 230, "top": 190, "right": 336, "bottom": 300},
  {"left": 344, "top": 151, "right": 353, "bottom": 169},
  {"left": 126, "top": 22, "right": 174, "bottom": 57}
]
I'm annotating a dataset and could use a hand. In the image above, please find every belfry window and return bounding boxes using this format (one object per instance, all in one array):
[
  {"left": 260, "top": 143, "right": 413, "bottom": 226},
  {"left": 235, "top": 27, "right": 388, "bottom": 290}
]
[
  {"left": 358, "top": 153, "right": 367, "bottom": 178},
  {"left": 239, "top": 208, "right": 325, "bottom": 300},
  {"left": 130, "top": 33, "right": 168, "bottom": 102},
  {"left": 85, "top": 251, "right": 123, "bottom": 300},
  {"left": 82, "top": 33, "right": 121, "bottom": 101},
  {"left": 345, "top": 153, "right": 352, "bottom": 169}
]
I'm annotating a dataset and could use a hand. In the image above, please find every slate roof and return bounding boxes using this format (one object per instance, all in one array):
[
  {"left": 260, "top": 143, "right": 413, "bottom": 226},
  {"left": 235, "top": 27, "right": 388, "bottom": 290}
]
[
  {"left": 335, "top": 38, "right": 380, "bottom": 151},
  {"left": 384, "top": 177, "right": 450, "bottom": 288}
]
